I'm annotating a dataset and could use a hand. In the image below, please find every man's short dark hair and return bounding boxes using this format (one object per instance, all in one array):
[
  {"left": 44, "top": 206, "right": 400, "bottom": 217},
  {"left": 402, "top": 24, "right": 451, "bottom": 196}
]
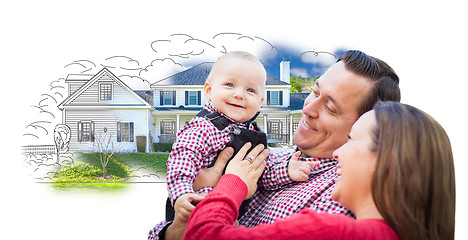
[{"left": 337, "top": 50, "right": 401, "bottom": 116}]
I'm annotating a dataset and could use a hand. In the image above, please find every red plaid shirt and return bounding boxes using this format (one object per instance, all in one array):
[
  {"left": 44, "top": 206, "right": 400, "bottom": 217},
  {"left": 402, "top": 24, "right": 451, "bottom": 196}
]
[
  {"left": 239, "top": 147, "right": 354, "bottom": 227},
  {"left": 166, "top": 101, "right": 259, "bottom": 205}
]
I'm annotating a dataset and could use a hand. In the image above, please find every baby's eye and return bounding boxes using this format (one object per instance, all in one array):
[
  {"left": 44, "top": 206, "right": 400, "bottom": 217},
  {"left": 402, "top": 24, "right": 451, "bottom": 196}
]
[
  {"left": 226, "top": 83, "right": 234, "bottom": 87},
  {"left": 247, "top": 88, "right": 255, "bottom": 93}
]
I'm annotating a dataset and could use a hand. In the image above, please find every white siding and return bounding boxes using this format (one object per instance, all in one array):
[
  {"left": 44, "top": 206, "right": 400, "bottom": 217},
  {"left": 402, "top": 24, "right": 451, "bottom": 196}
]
[
  {"left": 65, "top": 109, "right": 149, "bottom": 152},
  {"left": 70, "top": 73, "right": 142, "bottom": 105}
]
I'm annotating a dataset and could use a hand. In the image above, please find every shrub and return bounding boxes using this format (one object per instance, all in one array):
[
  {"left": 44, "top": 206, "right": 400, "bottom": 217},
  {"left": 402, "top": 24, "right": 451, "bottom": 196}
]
[{"left": 153, "top": 143, "right": 174, "bottom": 152}]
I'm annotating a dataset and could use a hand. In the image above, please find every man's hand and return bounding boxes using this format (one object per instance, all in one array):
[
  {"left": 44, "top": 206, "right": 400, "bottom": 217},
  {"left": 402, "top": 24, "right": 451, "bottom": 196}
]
[
  {"left": 173, "top": 193, "right": 206, "bottom": 223},
  {"left": 193, "top": 147, "right": 234, "bottom": 191},
  {"left": 288, "top": 151, "right": 320, "bottom": 182}
]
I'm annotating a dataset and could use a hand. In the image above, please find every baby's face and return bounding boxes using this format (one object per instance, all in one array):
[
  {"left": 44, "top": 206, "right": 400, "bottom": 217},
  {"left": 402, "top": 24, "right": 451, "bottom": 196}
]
[{"left": 205, "top": 57, "right": 265, "bottom": 122}]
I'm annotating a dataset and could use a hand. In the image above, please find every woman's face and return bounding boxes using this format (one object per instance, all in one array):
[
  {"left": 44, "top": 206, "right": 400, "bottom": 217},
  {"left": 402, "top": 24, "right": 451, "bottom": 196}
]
[{"left": 331, "top": 110, "right": 378, "bottom": 212}]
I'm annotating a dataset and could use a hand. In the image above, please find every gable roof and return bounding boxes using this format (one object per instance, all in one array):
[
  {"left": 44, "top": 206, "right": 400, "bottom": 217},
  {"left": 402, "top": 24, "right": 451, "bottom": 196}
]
[
  {"left": 151, "top": 62, "right": 290, "bottom": 87},
  {"left": 58, "top": 68, "right": 152, "bottom": 109}
]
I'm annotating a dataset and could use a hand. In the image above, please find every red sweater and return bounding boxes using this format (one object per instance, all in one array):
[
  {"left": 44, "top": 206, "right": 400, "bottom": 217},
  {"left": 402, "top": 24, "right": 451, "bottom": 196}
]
[{"left": 184, "top": 174, "right": 401, "bottom": 240}]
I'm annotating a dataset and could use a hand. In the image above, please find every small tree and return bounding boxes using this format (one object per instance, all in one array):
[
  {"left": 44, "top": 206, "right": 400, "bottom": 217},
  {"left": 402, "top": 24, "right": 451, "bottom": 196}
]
[
  {"left": 92, "top": 132, "right": 122, "bottom": 178},
  {"left": 54, "top": 124, "right": 71, "bottom": 164}
]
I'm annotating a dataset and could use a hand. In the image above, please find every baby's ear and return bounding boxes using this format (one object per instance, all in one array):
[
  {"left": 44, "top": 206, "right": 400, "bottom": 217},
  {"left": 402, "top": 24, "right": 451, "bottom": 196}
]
[{"left": 204, "top": 82, "right": 212, "bottom": 100}]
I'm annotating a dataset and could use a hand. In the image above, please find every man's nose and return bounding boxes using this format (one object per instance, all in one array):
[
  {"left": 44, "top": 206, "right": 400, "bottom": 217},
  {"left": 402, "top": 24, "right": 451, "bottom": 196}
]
[{"left": 302, "top": 96, "right": 319, "bottom": 119}]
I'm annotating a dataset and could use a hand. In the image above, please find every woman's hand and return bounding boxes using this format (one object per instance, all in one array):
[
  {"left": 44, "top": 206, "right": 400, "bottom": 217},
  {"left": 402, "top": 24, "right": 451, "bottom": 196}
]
[{"left": 225, "top": 143, "right": 269, "bottom": 199}]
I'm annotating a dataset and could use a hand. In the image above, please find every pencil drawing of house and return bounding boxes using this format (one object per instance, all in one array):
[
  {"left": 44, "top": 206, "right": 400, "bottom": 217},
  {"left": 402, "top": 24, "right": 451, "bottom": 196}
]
[
  {"left": 57, "top": 68, "right": 153, "bottom": 153},
  {"left": 57, "top": 60, "right": 307, "bottom": 153}
]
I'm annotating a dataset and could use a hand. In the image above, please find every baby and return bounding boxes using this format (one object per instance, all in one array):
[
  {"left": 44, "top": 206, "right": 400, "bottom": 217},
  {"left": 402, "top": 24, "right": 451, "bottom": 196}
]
[{"left": 165, "top": 51, "right": 318, "bottom": 224}]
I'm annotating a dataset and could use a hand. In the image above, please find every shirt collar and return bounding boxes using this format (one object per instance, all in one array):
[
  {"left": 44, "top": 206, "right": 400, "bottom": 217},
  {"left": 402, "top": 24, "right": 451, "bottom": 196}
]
[{"left": 204, "top": 101, "right": 259, "bottom": 127}]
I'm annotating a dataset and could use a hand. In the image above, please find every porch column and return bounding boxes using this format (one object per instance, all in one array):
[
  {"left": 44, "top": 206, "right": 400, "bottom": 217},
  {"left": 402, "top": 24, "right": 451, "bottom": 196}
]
[
  {"left": 289, "top": 113, "right": 294, "bottom": 146},
  {"left": 263, "top": 114, "right": 268, "bottom": 135},
  {"left": 176, "top": 114, "right": 180, "bottom": 133}
]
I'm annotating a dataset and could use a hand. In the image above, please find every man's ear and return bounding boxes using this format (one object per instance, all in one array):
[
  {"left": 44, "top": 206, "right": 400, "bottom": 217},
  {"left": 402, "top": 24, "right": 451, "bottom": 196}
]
[{"left": 204, "top": 82, "right": 212, "bottom": 100}]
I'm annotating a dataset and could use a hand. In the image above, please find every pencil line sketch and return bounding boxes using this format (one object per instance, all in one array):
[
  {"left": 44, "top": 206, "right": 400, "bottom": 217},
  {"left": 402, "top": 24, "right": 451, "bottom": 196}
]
[{"left": 20, "top": 32, "right": 341, "bottom": 184}]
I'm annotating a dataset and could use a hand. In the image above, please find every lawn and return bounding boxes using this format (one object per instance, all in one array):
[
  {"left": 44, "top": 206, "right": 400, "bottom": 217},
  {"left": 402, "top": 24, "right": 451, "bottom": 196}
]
[{"left": 52, "top": 152, "right": 169, "bottom": 190}]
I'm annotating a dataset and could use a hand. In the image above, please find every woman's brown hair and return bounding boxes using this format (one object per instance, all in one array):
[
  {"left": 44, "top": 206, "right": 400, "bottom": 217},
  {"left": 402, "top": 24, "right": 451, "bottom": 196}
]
[{"left": 371, "top": 102, "right": 455, "bottom": 240}]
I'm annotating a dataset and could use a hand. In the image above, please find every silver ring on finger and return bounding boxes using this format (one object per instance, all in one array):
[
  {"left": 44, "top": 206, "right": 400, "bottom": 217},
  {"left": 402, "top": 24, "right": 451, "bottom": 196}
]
[{"left": 243, "top": 156, "right": 254, "bottom": 164}]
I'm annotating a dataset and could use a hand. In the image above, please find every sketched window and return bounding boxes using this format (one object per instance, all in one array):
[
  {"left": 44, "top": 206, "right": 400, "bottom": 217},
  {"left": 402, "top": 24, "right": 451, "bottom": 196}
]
[
  {"left": 78, "top": 121, "right": 94, "bottom": 142},
  {"left": 117, "top": 122, "right": 134, "bottom": 142},
  {"left": 100, "top": 83, "right": 113, "bottom": 101}
]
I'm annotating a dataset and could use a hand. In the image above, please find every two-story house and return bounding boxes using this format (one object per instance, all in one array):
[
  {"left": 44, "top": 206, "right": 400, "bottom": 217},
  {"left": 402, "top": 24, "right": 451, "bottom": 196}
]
[
  {"left": 150, "top": 61, "right": 305, "bottom": 145},
  {"left": 58, "top": 61, "right": 307, "bottom": 153}
]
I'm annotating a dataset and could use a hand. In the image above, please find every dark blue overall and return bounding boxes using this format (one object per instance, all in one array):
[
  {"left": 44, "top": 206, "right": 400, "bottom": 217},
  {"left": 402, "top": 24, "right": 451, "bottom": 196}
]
[{"left": 165, "top": 109, "right": 268, "bottom": 221}]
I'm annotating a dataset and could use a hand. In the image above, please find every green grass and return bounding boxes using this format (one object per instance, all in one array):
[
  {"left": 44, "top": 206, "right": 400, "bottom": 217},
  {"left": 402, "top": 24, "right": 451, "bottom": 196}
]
[{"left": 51, "top": 152, "right": 169, "bottom": 190}]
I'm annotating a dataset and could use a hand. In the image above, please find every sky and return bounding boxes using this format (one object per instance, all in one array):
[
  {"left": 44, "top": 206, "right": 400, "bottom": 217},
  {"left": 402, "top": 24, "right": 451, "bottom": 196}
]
[{"left": 1, "top": 1, "right": 467, "bottom": 239}]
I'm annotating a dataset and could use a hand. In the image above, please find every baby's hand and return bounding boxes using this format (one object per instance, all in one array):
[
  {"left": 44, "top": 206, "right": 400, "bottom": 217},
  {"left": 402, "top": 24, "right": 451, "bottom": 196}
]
[
  {"left": 174, "top": 193, "right": 206, "bottom": 223},
  {"left": 288, "top": 151, "right": 320, "bottom": 182}
]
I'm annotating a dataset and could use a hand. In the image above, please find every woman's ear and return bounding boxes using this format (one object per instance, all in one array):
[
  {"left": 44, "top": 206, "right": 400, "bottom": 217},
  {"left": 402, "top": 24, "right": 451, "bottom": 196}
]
[{"left": 204, "top": 82, "right": 212, "bottom": 100}]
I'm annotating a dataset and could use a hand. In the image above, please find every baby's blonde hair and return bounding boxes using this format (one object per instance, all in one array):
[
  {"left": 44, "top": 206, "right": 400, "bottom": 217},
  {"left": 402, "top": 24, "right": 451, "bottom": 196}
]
[{"left": 205, "top": 51, "right": 267, "bottom": 84}]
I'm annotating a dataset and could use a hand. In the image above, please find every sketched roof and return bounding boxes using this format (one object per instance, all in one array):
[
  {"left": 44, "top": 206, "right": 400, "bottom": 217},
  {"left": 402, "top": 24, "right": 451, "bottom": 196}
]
[
  {"left": 66, "top": 74, "right": 94, "bottom": 81},
  {"left": 58, "top": 68, "right": 152, "bottom": 109},
  {"left": 151, "top": 62, "right": 290, "bottom": 86}
]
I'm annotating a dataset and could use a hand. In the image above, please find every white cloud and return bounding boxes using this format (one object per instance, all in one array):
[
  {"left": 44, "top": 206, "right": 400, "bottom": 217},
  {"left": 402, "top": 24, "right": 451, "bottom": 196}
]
[
  {"left": 139, "top": 58, "right": 187, "bottom": 83},
  {"left": 290, "top": 68, "right": 310, "bottom": 78}
]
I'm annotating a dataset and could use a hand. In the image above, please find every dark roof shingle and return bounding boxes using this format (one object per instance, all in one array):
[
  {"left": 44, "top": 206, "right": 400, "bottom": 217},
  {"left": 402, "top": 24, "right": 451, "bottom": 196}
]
[{"left": 151, "top": 62, "right": 290, "bottom": 86}]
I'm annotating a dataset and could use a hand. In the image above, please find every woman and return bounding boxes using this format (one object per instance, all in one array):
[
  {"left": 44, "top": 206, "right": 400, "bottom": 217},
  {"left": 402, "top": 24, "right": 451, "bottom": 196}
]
[{"left": 183, "top": 102, "right": 455, "bottom": 240}]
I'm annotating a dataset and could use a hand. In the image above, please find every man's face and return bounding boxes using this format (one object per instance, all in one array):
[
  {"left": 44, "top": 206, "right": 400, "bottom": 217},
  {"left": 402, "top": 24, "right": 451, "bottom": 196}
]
[{"left": 294, "top": 61, "right": 372, "bottom": 158}]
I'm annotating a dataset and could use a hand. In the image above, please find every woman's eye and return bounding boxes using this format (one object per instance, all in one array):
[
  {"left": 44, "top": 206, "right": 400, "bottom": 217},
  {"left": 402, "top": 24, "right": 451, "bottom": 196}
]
[{"left": 313, "top": 90, "right": 319, "bottom": 97}]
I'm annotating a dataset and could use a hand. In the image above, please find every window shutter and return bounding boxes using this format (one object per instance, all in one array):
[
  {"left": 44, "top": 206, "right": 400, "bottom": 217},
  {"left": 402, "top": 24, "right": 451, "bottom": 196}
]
[
  {"left": 267, "top": 91, "right": 271, "bottom": 105},
  {"left": 90, "top": 121, "right": 95, "bottom": 142},
  {"left": 160, "top": 91, "right": 164, "bottom": 106},
  {"left": 172, "top": 91, "right": 176, "bottom": 105},
  {"left": 279, "top": 91, "right": 283, "bottom": 106},
  {"left": 77, "top": 122, "right": 82, "bottom": 142},
  {"left": 185, "top": 91, "right": 188, "bottom": 105},
  {"left": 130, "top": 122, "right": 134, "bottom": 142},
  {"left": 117, "top": 122, "right": 121, "bottom": 142},
  {"left": 197, "top": 91, "right": 201, "bottom": 105}
]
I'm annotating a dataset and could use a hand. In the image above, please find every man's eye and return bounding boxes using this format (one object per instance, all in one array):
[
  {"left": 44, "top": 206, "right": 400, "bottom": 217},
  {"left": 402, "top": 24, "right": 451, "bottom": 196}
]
[{"left": 325, "top": 104, "right": 337, "bottom": 114}]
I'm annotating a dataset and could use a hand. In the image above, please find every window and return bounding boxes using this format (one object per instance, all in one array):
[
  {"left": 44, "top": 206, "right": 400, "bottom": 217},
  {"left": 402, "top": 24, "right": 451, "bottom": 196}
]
[
  {"left": 78, "top": 121, "right": 95, "bottom": 142},
  {"left": 160, "top": 91, "right": 176, "bottom": 106},
  {"left": 266, "top": 91, "right": 283, "bottom": 106},
  {"left": 185, "top": 91, "right": 201, "bottom": 105},
  {"left": 100, "top": 83, "right": 112, "bottom": 101},
  {"left": 268, "top": 121, "right": 282, "bottom": 135},
  {"left": 117, "top": 122, "right": 134, "bottom": 142},
  {"left": 160, "top": 121, "right": 176, "bottom": 134}
]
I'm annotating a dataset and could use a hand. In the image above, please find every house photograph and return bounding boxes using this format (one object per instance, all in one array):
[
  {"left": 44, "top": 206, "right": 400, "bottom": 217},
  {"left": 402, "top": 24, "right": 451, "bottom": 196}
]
[{"left": 57, "top": 60, "right": 308, "bottom": 153}]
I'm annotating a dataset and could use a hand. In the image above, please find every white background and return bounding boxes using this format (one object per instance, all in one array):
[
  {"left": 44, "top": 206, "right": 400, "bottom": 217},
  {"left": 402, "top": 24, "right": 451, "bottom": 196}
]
[{"left": 1, "top": 1, "right": 467, "bottom": 239}]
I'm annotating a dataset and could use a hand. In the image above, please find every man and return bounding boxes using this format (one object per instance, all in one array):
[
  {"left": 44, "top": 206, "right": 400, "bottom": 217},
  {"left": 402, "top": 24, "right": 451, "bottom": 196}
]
[{"left": 148, "top": 50, "right": 400, "bottom": 239}]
